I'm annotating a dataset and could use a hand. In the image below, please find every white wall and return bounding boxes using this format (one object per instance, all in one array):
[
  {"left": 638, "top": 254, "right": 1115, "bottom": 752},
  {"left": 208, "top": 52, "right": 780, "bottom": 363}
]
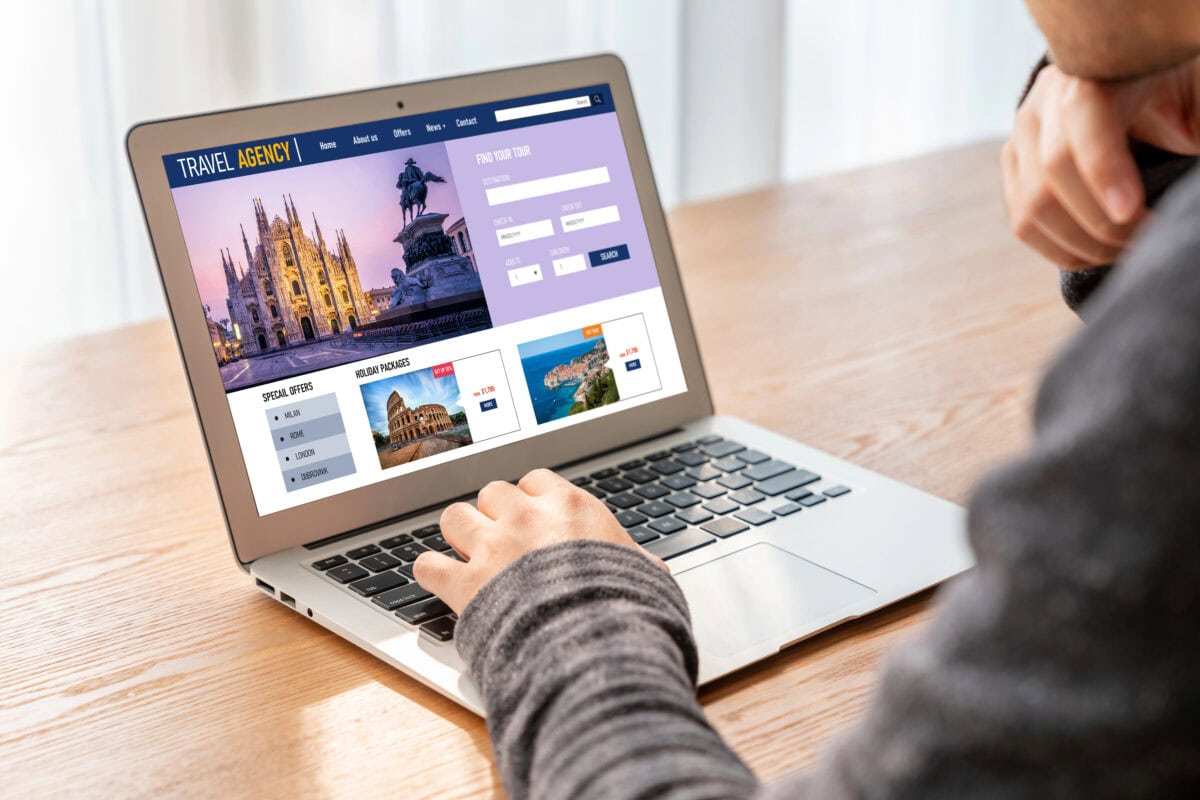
[{"left": 0, "top": 0, "right": 1044, "bottom": 346}]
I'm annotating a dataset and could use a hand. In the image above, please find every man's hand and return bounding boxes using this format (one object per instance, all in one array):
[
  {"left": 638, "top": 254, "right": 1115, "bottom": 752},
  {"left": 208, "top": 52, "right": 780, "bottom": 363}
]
[
  {"left": 413, "top": 468, "right": 667, "bottom": 614},
  {"left": 1003, "top": 61, "right": 1200, "bottom": 270}
]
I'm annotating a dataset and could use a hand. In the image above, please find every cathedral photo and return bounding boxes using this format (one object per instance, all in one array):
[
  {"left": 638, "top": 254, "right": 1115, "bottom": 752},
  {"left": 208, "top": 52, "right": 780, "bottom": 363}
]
[{"left": 174, "top": 142, "right": 493, "bottom": 393}]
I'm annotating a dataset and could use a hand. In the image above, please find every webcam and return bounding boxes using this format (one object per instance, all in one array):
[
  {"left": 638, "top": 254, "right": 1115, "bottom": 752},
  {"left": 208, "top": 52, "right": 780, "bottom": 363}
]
[{"left": 396, "top": 100, "right": 405, "bottom": 109}]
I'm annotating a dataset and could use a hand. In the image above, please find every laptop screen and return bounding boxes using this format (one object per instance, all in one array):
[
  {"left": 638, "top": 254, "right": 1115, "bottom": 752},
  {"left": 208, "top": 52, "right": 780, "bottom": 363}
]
[{"left": 163, "top": 84, "right": 687, "bottom": 516}]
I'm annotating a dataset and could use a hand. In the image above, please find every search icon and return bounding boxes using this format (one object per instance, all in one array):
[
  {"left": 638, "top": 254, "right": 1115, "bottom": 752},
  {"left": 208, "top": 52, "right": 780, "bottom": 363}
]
[{"left": 591, "top": 93, "right": 604, "bottom": 105}]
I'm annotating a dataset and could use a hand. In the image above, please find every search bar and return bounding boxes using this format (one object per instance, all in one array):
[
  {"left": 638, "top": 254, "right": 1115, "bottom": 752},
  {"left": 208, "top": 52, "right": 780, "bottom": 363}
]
[{"left": 495, "top": 95, "right": 591, "bottom": 123}]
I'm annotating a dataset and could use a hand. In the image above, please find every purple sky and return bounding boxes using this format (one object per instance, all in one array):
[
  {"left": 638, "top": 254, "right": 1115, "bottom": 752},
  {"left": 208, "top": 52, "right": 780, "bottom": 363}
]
[{"left": 171, "top": 142, "right": 464, "bottom": 318}]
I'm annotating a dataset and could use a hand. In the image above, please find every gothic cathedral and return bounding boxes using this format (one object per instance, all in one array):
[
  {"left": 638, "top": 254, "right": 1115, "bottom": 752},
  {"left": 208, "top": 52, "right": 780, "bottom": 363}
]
[{"left": 221, "top": 196, "right": 369, "bottom": 355}]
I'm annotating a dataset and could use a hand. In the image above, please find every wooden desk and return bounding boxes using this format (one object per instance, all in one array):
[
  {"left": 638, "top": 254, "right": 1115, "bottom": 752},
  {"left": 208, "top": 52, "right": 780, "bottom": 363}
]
[{"left": 1, "top": 142, "right": 1077, "bottom": 797}]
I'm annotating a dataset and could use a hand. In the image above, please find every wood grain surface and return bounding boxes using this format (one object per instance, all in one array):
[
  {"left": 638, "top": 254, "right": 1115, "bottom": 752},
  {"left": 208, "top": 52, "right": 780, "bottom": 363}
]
[{"left": 0, "top": 141, "right": 1078, "bottom": 797}]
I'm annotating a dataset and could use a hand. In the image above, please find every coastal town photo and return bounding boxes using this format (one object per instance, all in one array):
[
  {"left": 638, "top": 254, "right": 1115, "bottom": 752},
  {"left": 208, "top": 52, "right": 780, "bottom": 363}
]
[{"left": 518, "top": 326, "right": 620, "bottom": 425}]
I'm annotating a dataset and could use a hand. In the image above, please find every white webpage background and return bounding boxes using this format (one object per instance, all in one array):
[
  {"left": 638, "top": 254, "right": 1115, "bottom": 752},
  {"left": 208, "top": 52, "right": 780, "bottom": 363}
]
[{"left": 228, "top": 286, "right": 685, "bottom": 516}]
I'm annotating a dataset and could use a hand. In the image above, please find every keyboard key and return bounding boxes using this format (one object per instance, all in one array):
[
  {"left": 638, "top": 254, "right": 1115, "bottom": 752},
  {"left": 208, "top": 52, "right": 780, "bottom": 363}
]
[
  {"left": 570, "top": 476, "right": 592, "bottom": 486},
  {"left": 634, "top": 484, "right": 671, "bottom": 500},
  {"left": 712, "top": 456, "right": 747, "bottom": 472},
  {"left": 624, "top": 468, "right": 659, "bottom": 484},
  {"left": 741, "top": 460, "right": 794, "bottom": 481},
  {"left": 397, "top": 564, "right": 414, "bottom": 580},
  {"left": 412, "top": 524, "right": 441, "bottom": 539},
  {"left": 326, "top": 563, "right": 369, "bottom": 583},
  {"left": 373, "top": 582, "right": 435, "bottom": 611},
  {"left": 675, "top": 506, "right": 713, "bottom": 525},
  {"left": 359, "top": 553, "right": 402, "bottom": 572},
  {"left": 584, "top": 486, "right": 607, "bottom": 499},
  {"left": 421, "top": 615, "right": 457, "bottom": 642},
  {"left": 671, "top": 442, "right": 697, "bottom": 452},
  {"left": 756, "top": 470, "right": 821, "bottom": 496},
  {"left": 772, "top": 502, "right": 803, "bottom": 516},
  {"left": 349, "top": 570, "right": 407, "bottom": 597},
  {"left": 646, "top": 529, "right": 715, "bottom": 560},
  {"left": 661, "top": 473, "right": 696, "bottom": 490},
  {"left": 644, "top": 450, "right": 672, "bottom": 462},
  {"left": 648, "top": 517, "right": 688, "bottom": 535},
  {"left": 590, "top": 467, "right": 620, "bottom": 480},
  {"left": 424, "top": 534, "right": 453, "bottom": 552},
  {"left": 627, "top": 526, "right": 659, "bottom": 545},
  {"left": 735, "top": 449, "right": 771, "bottom": 465},
  {"left": 686, "top": 464, "right": 723, "bottom": 482},
  {"left": 824, "top": 485, "right": 852, "bottom": 498},
  {"left": 650, "top": 459, "right": 686, "bottom": 475},
  {"left": 446, "top": 550, "right": 464, "bottom": 562},
  {"left": 379, "top": 533, "right": 414, "bottom": 549},
  {"left": 703, "top": 497, "right": 740, "bottom": 515},
  {"left": 701, "top": 440, "right": 745, "bottom": 458},
  {"left": 717, "top": 474, "right": 753, "bottom": 490},
  {"left": 607, "top": 493, "right": 644, "bottom": 510},
  {"left": 396, "top": 596, "right": 451, "bottom": 625},
  {"left": 785, "top": 488, "right": 814, "bottom": 501},
  {"left": 346, "top": 544, "right": 381, "bottom": 560},
  {"left": 729, "top": 489, "right": 765, "bottom": 505},
  {"left": 690, "top": 481, "right": 727, "bottom": 499},
  {"left": 312, "top": 555, "right": 347, "bottom": 571},
  {"left": 597, "top": 477, "right": 634, "bottom": 493},
  {"left": 701, "top": 517, "right": 749, "bottom": 538},
  {"left": 734, "top": 507, "right": 776, "bottom": 526},
  {"left": 696, "top": 434, "right": 723, "bottom": 445},
  {"left": 799, "top": 494, "right": 827, "bottom": 507},
  {"left": 390, "top": 543, "right": 429, "bottom": 563},
  {"left": 638, "top": 500, "right": 675, "bottom": 518},
  {"left": 618, "top": 458, "right": 646, "bottom": 470},
  {"left": 616, "top": 510, "right": 649, "bottom": 528},
  {"left": 606, "top": 503, "right": 619, "bottom": 514},
  {"left": 664, "top": 492, "right": 701, "bottom": 509},
  {"left": 675, "top": 451, "right": 709, "bottom": 467}
]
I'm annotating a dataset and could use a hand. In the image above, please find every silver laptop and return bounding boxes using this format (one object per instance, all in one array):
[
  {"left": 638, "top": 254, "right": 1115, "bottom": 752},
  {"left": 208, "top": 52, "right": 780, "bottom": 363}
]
[{"left": 128, "top": 55, "right": 972, "bottom": 714}]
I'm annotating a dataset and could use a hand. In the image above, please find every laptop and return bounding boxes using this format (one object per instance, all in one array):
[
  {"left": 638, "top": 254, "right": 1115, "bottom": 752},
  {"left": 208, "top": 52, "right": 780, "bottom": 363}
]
[{"left": 127, "top": 54, "right": 972, "bottom": 714}]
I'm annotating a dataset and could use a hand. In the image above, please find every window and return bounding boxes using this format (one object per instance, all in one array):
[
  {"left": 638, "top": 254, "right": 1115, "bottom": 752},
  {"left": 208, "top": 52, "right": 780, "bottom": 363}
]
[
  {"left": 323, "top": 293, "right": 332, "bottom": 308},
  {"left": 291, "top": 280, "right": 301, "bottom": 297},
  {"left": 269, "top": 304, "right": 278, "bottom": 319},
  {"left": 458, "top": 232, "right": 466, "bottom": 253},
  {"left": 341, "top": 288, "right": 350, "bottom": 304},
  {"left": 250, "top": 306, "right": 259, "bottom": 323},
  {"left": 282, "top": 242, "right": 294, "bottom": 266},
  {"left": 263, "top": 280, "right": 272, "bottom": 295}
]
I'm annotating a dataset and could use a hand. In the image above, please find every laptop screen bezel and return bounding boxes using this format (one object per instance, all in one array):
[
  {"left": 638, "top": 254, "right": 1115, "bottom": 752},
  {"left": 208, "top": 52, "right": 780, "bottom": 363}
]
[{"left": 127, "top": 54, "right": 713, "bottom": 564}]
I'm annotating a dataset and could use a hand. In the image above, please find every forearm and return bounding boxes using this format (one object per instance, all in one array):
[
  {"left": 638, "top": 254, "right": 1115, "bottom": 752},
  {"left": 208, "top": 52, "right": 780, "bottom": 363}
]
[{"left": 456, "top": 540, "right": 759, "bottom": 800}]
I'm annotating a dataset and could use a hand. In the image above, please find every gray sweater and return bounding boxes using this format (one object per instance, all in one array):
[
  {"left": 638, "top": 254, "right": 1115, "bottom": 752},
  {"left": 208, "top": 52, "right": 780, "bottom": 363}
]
[{"left": 455, "top": 166, "right": 1200, "bottom": 799}]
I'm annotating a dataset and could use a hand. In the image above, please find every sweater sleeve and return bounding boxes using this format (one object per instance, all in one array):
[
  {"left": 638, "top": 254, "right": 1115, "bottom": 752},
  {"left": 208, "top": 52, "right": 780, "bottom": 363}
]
[
  {"left": 455, "top": 540, "right": 758, "bottom": 800},
  {"left": 457, "top": 164, "right": 1200, "bottom": 800}
]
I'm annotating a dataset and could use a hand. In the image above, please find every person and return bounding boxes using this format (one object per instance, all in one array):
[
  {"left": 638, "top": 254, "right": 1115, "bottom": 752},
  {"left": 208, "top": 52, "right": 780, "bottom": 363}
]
[{"left": 413, "top": 2, "right": 1200, "bottom": 796}]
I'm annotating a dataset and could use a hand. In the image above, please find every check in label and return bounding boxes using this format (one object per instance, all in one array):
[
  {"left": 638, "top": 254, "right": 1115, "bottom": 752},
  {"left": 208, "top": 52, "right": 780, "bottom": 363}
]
[{"left": 267, "top": 393, "right": 356, "bottom": 491}]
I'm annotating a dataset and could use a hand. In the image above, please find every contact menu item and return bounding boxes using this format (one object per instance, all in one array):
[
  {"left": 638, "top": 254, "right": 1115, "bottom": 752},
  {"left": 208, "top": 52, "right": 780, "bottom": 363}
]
[{"left": 268, "top": 393, "right": 357, "bottom": 491}]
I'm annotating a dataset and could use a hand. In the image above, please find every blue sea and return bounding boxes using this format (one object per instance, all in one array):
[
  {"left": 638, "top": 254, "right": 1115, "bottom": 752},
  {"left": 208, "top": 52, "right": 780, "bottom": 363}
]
[{"left": 522, "top": 341, "right": 597, "bottom": 424}]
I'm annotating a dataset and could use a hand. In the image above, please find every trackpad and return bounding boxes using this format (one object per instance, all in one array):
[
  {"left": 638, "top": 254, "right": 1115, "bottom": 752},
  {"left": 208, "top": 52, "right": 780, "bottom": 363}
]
[{"left": 675, "top": 543, "right": 876, "bottom": 658}]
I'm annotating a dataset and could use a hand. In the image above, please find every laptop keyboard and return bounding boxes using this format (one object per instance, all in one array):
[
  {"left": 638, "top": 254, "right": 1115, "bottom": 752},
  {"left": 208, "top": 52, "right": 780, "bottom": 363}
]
[{"left": 307, "top": 435, "right": 851, "bottom": 642}]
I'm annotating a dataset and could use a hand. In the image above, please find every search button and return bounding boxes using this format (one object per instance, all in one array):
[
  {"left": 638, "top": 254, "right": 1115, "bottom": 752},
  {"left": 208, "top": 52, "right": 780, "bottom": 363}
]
[{"left": 587, "top": 243, "right": 629, "bottom": 267}]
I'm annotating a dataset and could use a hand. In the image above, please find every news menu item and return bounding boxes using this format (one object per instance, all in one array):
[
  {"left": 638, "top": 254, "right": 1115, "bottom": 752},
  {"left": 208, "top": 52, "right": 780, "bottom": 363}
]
[{"left": 164, "top": 83, "right": 688, "bottom": 516}]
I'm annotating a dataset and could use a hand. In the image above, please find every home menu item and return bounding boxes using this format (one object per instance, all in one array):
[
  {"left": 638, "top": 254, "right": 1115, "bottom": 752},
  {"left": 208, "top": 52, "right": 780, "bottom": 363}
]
[{"left": 165, "top": 85, "right": 686, "bottom": 515}]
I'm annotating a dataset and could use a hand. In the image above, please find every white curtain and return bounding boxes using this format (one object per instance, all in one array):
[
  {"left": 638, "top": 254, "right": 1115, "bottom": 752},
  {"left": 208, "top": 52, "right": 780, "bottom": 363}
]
[{"left": 0, "top": 0, "right": 1043, "bottom": 346}]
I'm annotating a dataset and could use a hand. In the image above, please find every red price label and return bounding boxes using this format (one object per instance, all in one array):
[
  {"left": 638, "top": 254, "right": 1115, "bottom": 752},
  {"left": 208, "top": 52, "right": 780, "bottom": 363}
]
[{"left": 431, "top": 362, "right": 455, "bottom": 378}]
